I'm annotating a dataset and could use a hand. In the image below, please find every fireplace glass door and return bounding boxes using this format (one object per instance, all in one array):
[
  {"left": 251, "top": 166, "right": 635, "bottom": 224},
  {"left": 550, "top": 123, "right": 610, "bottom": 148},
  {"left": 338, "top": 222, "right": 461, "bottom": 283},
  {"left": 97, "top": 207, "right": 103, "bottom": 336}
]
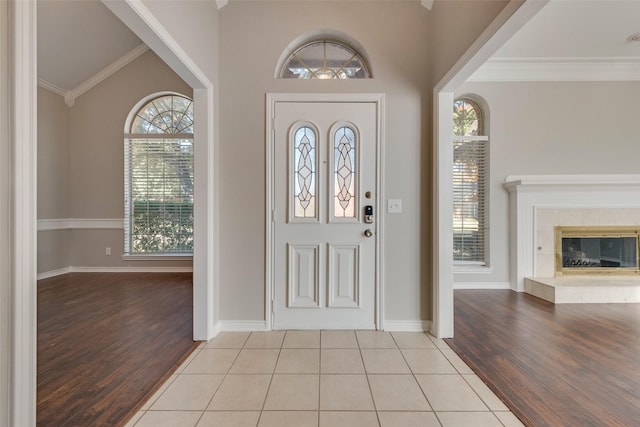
[{"left": 555, "top": 227, "right": 640, "bottom": 275}]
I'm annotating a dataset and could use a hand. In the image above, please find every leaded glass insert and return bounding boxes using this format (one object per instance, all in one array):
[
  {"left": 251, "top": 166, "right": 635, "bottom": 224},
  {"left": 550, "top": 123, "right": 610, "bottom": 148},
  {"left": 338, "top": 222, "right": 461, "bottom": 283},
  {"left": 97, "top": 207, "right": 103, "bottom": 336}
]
[
  {"left": 294, "top": 126, "right": 317, "bottom": 218},
  {"left": 334, "top": 127, "right": 356, "bottom": 218}
]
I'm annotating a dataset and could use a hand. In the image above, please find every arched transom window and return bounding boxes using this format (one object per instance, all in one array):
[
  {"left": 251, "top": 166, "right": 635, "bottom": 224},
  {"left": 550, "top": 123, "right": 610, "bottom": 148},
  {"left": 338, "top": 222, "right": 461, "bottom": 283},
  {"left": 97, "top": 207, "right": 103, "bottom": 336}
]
[
  {"left": 453, "top": 98, "right": 489, "bottom": 265},
  {"left": 280, "top": 40, "right": 371, "bottom": 79},
  {"left": 124, "top": 93, "right": 194, "bottom": 255}
]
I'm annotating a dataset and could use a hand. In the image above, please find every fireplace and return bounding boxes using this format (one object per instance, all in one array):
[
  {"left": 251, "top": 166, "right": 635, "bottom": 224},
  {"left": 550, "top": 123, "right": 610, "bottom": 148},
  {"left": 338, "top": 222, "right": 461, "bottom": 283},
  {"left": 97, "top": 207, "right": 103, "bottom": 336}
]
[{"left": 555, "top": 226, "right": 640, "bottom": 275}]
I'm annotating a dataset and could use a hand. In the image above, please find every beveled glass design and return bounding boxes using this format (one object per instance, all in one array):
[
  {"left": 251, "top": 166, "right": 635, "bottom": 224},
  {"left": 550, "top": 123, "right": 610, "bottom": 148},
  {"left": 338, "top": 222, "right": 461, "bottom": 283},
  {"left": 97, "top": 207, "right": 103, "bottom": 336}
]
[
  {"left": 333, "top": 126, "right": 356, "bottom": 218},
  {"left": 280, "top": 40, "right": 370, "bottom": 79},
  {"left": 293, "top": 126, "right": 317, "bottom": 218}
]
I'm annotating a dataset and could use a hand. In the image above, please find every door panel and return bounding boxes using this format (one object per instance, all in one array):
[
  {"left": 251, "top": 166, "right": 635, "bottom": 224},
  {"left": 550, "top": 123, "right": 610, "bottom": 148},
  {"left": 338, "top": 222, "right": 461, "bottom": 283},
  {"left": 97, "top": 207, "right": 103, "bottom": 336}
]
[
  {"left": 287, "top": 244, "right": 320, "bottom": 308},
  {"left": 273, "top": 101, "right": 377, "bottom": 329},
  {"left": 328, "top": 244, "right": 359, "bottom": 308}
]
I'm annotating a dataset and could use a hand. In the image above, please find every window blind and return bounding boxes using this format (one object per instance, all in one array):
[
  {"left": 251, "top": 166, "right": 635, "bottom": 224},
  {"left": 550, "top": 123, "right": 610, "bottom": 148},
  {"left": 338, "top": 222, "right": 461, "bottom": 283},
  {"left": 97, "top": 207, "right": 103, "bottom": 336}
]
[
  {"left": 453, "top": 136, "right": 488, "bottom": 264},
  {"left": 124, "top": 138, "right": 194, "bottom": 254}
]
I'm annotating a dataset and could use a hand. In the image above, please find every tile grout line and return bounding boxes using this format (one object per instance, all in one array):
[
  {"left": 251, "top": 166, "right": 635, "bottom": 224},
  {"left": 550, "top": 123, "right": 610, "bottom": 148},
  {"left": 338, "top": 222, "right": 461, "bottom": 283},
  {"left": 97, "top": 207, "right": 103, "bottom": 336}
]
[
  {"left": 357, "top": 331, "right": 383, "bottom": 427},
  {"left": 433, "top": 334, "right": 507, "bottom": 426},
  {"left": 187, "top": 345, "right": 213, "bottom": 427},
  {"left": 395, "top": 332, "right": 440, "bottom": 420},
  {"left": 255, "top": 330, "right": 284, "bottom": 426},
  {"left": 439, "top": 339, "right": 508, "bottom": 423},
  {"left": 132, "top": 343, "right": 204, "bottom": 425},
  {"left": 191, "top": 333, "right": 249, "bottom": 427},
  {"left": 133, "top": 331, "right": 521, "bottom": 427}
]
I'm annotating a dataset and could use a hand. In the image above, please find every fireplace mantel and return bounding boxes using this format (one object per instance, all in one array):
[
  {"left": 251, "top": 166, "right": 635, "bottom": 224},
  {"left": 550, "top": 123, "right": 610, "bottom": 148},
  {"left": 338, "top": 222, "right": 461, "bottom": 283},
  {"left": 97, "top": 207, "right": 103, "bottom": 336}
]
[
  {"left": 503, "top": 175, "right": 640, "bottom": 291},
  {"left": 504, "top": 174, "right": 640, "bottom": 190}
]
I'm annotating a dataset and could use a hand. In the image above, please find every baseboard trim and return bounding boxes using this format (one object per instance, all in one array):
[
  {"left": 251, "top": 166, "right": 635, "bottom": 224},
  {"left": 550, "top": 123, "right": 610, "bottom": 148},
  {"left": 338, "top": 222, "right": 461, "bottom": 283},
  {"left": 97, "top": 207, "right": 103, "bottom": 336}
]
[
  {"left": 454, "top": 281, "right": 511, "bottom": 290},
  {"left": 71, "top": 266, "right": 193, "bottom": 273},
  {"left": 216, "top": 320, "right": 435, "bottom": 332},
  {"left": 216, "top": 321, "right": 268, "bottom": 332},
  {"left": 384, "top": 320, "right": 432, "bottom": 332},
  {"left": 37, "top": 266, "right": 193, "bottom": 279},
  {"left": 37, "top": 267, "right": 72, "bottom": 280}
]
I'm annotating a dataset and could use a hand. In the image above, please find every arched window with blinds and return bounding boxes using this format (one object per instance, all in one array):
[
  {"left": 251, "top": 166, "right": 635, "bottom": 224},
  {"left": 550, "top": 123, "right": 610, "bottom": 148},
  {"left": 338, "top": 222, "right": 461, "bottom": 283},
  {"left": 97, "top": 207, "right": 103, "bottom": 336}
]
[
  {"left": 453, "top": 97, "right": 488, "bottom": 265},
  {"left": 124, "top": 93, "right": 194, "bottom": 255}
]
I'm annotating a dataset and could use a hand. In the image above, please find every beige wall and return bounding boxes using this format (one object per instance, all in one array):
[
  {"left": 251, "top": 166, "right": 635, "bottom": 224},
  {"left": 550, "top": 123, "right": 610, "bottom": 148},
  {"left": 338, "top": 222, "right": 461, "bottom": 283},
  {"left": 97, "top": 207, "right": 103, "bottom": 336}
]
[
  {"left": 69, "top": 50, "right": 192, "bottom": 218},
  {"left": 34, "top": 1, "right": 514, "bottom": 323},
  {"left": 214, "top": 0, "right": 510, "bottom": 323},
  {"left": 218, "top": 1, "right": 432, "bottom": 322},
  {"left": 36, "top": 50, "right": 194, "bottom": 273},
  {"left": 68, "top": 50, "right": 192, "bottom": 268},
  {"left": 38, "top": 87, "right": 69, "bottom": 219},
  {"left": 37, "top": 87, "right": 71, "bottom": 273},
  {"left": 141, "top": 0, "right": 219, "bottom": 85},
  {"left": 455, "top": 80, "right": 640, "bottom": 285},
  {"left": 429, "top": 0, "right": 510, "bottom": 88}
]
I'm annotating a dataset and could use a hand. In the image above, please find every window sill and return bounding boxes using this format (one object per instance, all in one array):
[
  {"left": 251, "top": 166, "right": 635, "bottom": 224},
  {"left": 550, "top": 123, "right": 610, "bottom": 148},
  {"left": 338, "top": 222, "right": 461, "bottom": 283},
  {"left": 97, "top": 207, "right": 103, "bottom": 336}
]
[
  {"left": 454, "top": 263, "right": 493, "bottom": 274},
  {"left": 122, "top": 254, "right": 193, "bottom": 261}
]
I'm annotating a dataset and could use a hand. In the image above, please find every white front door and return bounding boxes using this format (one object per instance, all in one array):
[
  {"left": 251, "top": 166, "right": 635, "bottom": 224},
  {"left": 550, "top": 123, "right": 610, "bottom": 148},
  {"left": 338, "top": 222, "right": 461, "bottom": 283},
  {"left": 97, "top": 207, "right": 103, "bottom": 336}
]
[{"left": 273, "top": 100, "right": 378, "bottom": 329}]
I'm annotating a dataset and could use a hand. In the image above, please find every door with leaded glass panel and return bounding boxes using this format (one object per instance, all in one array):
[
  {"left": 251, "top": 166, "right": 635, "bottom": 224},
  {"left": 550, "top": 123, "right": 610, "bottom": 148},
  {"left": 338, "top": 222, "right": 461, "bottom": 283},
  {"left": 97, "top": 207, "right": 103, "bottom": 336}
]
[{"left": 273, "top": 101, "right": 378, "bottom": 329}]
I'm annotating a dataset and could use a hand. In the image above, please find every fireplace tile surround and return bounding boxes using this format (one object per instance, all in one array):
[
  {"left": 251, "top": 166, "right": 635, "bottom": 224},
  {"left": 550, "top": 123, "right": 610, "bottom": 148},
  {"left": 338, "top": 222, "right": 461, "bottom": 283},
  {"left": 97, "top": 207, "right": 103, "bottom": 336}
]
[{"left": 504, "top": 175, "right": 640, "bottom": 303}]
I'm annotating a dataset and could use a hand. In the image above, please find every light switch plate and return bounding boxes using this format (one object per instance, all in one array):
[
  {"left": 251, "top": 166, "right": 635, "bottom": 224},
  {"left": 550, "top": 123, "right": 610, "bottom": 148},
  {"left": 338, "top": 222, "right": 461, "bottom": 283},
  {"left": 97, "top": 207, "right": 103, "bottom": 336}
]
[{"left": 387, "top": 199, "right": 402, "bottom": 213}]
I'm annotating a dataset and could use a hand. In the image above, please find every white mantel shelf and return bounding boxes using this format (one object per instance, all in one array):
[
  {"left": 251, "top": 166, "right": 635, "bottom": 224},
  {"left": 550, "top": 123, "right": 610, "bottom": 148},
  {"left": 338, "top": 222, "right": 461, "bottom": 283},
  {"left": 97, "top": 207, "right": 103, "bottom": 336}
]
[
  {"left": 503, "top": 175, "right": 640, "bottom": 292},
  {"left": 504, "top": 174, "right": 640, "bottom": 190}
]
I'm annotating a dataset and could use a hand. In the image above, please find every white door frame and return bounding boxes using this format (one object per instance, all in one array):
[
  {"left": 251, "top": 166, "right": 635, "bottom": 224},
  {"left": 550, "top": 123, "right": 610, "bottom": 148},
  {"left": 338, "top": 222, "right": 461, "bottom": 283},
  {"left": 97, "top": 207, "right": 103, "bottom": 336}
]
[
  {"left": 103, "top": 1, "right": 218, "bottom": 341},
  {"left": 431, "top": 1, "right": 548, "bottom": 338},
  {"left": 266, "top": 93, "right": 385, "bottom": 330},
  {"left": 7, "top": 1, "right": 220, "bottom": 423}
]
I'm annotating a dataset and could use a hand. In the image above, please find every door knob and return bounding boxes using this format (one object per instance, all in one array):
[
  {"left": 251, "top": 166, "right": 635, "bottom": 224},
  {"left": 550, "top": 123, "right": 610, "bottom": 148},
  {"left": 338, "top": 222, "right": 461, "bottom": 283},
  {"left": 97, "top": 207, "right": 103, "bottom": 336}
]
[{"left": 364, "top": 229, "right": 373, "bottom": 238}]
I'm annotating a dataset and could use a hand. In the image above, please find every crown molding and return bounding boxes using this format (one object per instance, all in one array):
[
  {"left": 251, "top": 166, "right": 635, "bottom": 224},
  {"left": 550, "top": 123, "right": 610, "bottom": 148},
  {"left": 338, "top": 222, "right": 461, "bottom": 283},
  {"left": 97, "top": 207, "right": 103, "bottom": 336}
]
[
  {"left": 36, "top": 78, "right": 66, "bottom": 97},
  {"left": 67, "top": 43, "right": 149, "bottom": 107},
  {"left": 38, "top": 43, "right": 150, "bottom": 108},
  {"left": 469, "top": 57, "right": 640, "bottom": 82},
  {"left": 216, "top": 0, "right": 428, "bottom": 11}
]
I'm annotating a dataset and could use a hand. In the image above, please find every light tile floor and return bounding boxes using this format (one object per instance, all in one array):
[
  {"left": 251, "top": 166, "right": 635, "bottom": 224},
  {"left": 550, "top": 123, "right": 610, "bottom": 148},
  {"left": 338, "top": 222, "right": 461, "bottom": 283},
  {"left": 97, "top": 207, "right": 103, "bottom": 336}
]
[{"left": 125, "top": 331, "right": 524, "bottom": 427}]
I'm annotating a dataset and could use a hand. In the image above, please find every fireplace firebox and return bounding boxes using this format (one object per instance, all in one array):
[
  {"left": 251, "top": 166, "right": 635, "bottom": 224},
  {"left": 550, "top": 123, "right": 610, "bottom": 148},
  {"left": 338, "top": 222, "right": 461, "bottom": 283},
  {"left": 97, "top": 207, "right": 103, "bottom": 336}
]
[{"left": 555, "top": 226, "right": 640, "bottom": 275}]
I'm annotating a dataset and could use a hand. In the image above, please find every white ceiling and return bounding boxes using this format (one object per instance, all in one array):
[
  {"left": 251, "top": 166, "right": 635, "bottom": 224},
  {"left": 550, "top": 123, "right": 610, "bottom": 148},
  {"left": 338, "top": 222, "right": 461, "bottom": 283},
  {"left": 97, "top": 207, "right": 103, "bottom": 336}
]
[
  {"left": 36, "top": 0, "right": 640, "bottom": 98},
  {"left": 494, "top": 0, "right": 640, "bottom": 59},
  {"left": 37, "top": 0, "right": 142, "bottom": 93},
  {"left": 470, "top": 0, "right": 640, "bottom": 82}
]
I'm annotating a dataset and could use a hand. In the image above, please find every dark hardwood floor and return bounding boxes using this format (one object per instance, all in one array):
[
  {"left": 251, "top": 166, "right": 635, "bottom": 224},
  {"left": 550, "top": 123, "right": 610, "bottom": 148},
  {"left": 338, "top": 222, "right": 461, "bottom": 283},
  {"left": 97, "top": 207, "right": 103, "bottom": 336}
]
[
  {"left": 445, "top": 290, "right": 640, "bottom": 427},
  {"left": 37, "top": 272, "right": 198, "bottom": 427}
]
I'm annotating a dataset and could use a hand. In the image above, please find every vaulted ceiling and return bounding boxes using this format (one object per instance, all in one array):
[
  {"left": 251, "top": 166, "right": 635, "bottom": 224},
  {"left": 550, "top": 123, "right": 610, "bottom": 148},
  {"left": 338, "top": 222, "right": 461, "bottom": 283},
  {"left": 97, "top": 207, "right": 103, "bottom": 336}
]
[
  {"left": 36, "top": 0, "right": 640, "bottom": 102},
  {"left": 38, "top": 0, "right": 143, "bottom": 93}
]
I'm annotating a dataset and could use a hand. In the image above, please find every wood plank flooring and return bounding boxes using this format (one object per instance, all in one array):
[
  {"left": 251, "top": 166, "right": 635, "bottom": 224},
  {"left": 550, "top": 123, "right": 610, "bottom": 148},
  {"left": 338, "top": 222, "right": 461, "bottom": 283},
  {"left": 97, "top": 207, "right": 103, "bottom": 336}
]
[
  {"left": 445, "top": 290, "right": 640, "bottom": 427},
  {"left": 37, "top": 272, "right": 197, "bottom": 427}
]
